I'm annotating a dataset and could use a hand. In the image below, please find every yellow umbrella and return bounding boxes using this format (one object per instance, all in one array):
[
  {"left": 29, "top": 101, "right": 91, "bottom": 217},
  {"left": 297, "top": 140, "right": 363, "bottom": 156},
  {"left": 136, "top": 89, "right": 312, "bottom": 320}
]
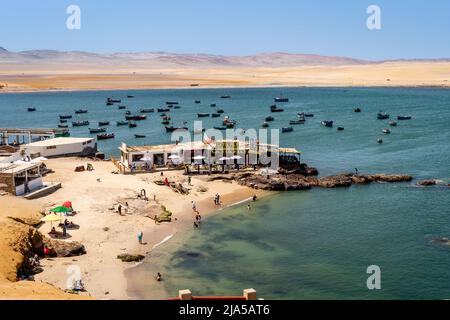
[{"left": 41, "top": 213, "right": 63, "bottom": 222}]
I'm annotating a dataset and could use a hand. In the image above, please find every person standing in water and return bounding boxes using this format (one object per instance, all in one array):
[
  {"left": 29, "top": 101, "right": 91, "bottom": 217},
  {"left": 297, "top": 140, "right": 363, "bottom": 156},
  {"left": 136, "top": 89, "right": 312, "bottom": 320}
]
[{"left": 138, "top": 231, "right": 143, "bottom": 244}]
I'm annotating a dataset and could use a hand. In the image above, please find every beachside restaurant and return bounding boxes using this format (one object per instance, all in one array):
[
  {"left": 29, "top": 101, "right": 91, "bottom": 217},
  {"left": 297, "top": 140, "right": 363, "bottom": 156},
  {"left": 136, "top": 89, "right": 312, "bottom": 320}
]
[
  {"left": 0, "top": 162, "right": 44, "bottom": 196},
  {"left": 116, "top": 140, "right": 301, "bottom": 174}
]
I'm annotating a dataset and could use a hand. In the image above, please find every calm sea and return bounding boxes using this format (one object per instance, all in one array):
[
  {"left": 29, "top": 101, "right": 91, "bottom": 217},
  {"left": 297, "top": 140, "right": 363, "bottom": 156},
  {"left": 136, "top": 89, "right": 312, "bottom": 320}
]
[{"left": 1, "top": 87, "right": 450, "bottom": 299}]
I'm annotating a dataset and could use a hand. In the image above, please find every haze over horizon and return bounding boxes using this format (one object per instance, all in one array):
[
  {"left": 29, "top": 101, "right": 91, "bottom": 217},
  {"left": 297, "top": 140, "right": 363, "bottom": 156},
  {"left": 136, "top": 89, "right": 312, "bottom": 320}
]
[{"left": 1, "top": 0, "right": 449, "bottom": 60}]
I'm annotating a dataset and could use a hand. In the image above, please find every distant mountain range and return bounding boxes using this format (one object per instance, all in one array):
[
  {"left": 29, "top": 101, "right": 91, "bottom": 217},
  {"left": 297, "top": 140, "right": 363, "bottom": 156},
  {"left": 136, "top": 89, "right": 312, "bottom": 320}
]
[{"left": 0, "top": 47, "right": 449, "bottom": 67}]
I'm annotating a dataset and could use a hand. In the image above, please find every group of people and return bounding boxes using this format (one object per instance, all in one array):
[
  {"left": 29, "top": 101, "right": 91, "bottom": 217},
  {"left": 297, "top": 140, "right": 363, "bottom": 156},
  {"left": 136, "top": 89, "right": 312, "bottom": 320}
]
[
  {"left": 214, "top": 193, "right": 221, "bottom": 206},
  {"left": 117, "top": 202, "right": 129, "bottom": 215}
]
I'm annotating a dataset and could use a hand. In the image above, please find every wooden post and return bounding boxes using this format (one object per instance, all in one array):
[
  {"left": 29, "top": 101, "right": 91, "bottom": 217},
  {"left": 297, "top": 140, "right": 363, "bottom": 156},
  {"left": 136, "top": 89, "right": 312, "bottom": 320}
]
[
  {"left": 243, "top": 288, "right": 257, "bottom": 300},
  {"left": 179, "top": 289, "right": 193, "bottom": 300}
]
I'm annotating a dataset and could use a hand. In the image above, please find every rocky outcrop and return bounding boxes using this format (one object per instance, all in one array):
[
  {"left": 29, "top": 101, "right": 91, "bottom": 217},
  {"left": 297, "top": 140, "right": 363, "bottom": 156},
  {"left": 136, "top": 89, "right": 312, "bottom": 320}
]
[
  {"left": 44, "top": 239, "right": 86, "bottom": 257},
  {"left": 417, "top": 179, "right": 437, "bottom": 186},
  {"left": 117, "top": 254, "right": 145, "bottom": 262},
  {"left": 237, "top": 173, "right": 413, "bottom": 191}
]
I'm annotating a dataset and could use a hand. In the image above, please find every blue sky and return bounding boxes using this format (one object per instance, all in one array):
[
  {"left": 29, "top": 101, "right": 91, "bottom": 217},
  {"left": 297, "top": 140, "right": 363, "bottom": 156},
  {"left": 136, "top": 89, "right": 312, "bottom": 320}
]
[{"left": 0, "top": 0, "right": 449, "bottom": 60}]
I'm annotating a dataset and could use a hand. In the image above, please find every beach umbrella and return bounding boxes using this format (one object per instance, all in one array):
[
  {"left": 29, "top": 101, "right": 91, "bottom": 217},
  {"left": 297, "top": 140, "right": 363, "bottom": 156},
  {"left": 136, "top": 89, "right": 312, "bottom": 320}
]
[
  {"left": 140, "top": 152, "right": 153, "bottom": 162},
  {"left": 62, "top": 201, "right": 72, "bottom": 209},
  {"left": 193, "top": 155, "right": 206, "bottom": 160},
  {"left": 168, "top": 155, "right": 180, "bottom": 159},
  {"left": 50, "top": 206, "right": 72, "bottom": 213},
  {"left": 229, "top": 155, "right": 242, "bottom": 160},
  {"left": 41, "top": 213, "right": 63, "bottom": 229}
]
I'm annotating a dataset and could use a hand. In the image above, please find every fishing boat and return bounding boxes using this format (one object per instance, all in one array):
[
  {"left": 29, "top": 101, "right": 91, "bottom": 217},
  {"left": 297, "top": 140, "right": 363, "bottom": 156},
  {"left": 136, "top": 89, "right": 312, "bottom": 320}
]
[
  {"left": 282, "top": 127, "right": 294, "bottom": 133},
  {"left": 354, "top": 108, "right": 362, "bottom": 113},
  {"left": 127, "top": 95, "right": 135, "bottom": 98},
  {"left": 298, "top": 113, "right": 306, "bottom": 122},
  {"left": 72, "top": 120, "right": 89, "bottom": 127},
  {"left": 97, "top": 133, "right": 115, "bottom": 140},
  {"left": 106, "top": 98, "right": 121, "bottom": 104},
  {"left": 75, "top": 109, "right": 88, "bottom": 114},
  {"left": 128, "top": 122, "right": 137, "bottom": 128},
  {"left": 210, "top": 104, "right": 217, "bottom": 107},
  {"left": 377, "top": 138, "right": 383, "bottom": 144},
  {"left": 99, "top": 121, "right": 110, "bottom": 126},
  {"left": 299, "top": 112, "right": 314, "bottom": 118},
  {"left": 125, "top": 115, "right": 147, "bottom": 121},
  {"left": 27, "top": 107, "right": 36, "bottom": 112},
  {"left": 166, "top": 101, "right": 179, "bottom": 105},
  {"left": 290, "top": 119, "right": 305, "bottom": 125},
  {"left": 116, "top": 121, "right": 128, "bottom": 126},
  {"left": 167, "top": 105, "right": 174, "bottom": 108},
  {"left": 59, "top": 114, "right": 72, "bottom": 120},
  {"left": 158, "top": 108, "right": 170, "bottom": 112},
  {"left": 377, "top": 112, "right": 390, "bottom": 120},
  {"left": 212, "top": 113, "right": 221, "bottom": 118},
  {"left": 134, "top": 134, "right": 146, "bottom": 138},
  {"left": 383, "top": 128, "right": 391, "bottom": 134},
  {"left": 321, "top": 120, "right": 334, "bottom": 128},
  {"left": 58, "top": 124, "right": 68, "bottom": 128},
  {"left": 118, "top": 106, "right": 127, "bottom": 110},
  {"left": 274, "top": 96, "right": 289, "bottom": 103},
  {"left": 216, "top": 109, "right": 224, "bottom": 114},
  {"left": 174, "top": 106, "right": 181, "bottom": 109},
  {"left": 389, "top": 121, "right": 398, "bottom": 126},
  {"left": 261, "top": 122, "right": 269, "bottom": 128},
  {"left": 106, "top": 101, "right": 114, "bottom": 106},
  {"left": 89, "top": 128, "right": 106, "bottom": 134},
  {"left": 270, "top": 105, "right": 284, "bottom": 113},
  {"left": 265, "top": 116, "right": 274, "bottom": 122},
  {"left": 162, "top": 116, "right": 171, "bottom": 121},
  {"left": 195, "top": 100, "right": 201, "bottom": 104},
  {"left": 223, "top": 116, "right": 236, "bottom": 126},
  {"left": 161, "top": 120, "right": 171, "bottom": 125},
  {"left": 125, "top": 111, "right": 131, "bottom": 115},
  {"left": 337, "top": 127, "right": 345, "bottom": 131},
  {"left": 221, "top": 95, "right": 231, "bottom": 99},
  {"left": 140, "top": 108, "right": 154, "bottom": 113},
  {"left": 198, "top": 113, "right": 210, "bottom": 118},
  {"left": 60, "top": 119, "right": 68, "bottom": 124},
  {"left": 165, "top": 126, "right": 188, "bottom": 133},
  {"left": 397, "top": 115, "right": 412, "bottom": 120}
]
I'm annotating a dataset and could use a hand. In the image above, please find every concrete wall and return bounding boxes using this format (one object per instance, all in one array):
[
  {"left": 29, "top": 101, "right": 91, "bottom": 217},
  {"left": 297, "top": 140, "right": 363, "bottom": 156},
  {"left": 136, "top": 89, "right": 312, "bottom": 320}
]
[
  {"left": 26, "top": 140, "right": 97, "bottom": 158},
  {"left": 0, "top": 174, "right": 14, "bottom": 194}
]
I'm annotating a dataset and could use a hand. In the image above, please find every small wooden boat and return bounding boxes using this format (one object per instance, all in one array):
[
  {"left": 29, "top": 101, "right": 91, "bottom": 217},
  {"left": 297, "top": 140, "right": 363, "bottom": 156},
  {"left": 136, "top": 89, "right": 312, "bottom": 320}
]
[
  {"left": 321, "top": 120, "right": 334, "bottom": 128},
  {"left": 75, "top": 109, "right": 88, "bottom": 114},
  {"left": 165, "top": 126, "right": 188, "bottom": 133},
  {"left": 221, "top": 95, "right": 231, "bottom": 99},
  {"left": 106, "top": 98, "right": 121, "bottom": 104},
  {"left": 299, "top": 112, "right": 314, "bottom": 118},
  {"left": 58, "top": 124, "right": 68, "bottom": 128},
  {"left": 129, "top": 122, "right": 137, "bottom": 128},
  {"left": 198, "top": 113, "right": 210, "bottom": 118},
  {"left": 397, "top": 115, "right": 412, "bottom": 120},
  {"left": 383, "top": 128, "right": 391, "bottom": 134},
  {"left": 60, "top": 119, "right": 68, "bottom": 123},
  {"left": 161, "top": 120, "right": 171, "bottom": 125},
  {"left": 27, "top": 107, "right": 36, "bottom": 112},
  {"left": 377, "top": 112, "right": 390, "bottom": 120},
  {"left": 125, "top": 115, "right": 147, "bottom": 121},
  {"left": 89, "top": 128, "right": 106, "bottom": 134},
  {"left": 195, "top": 100, "right": 201, "bottom": 104},
  {"left": 125, "top": 111, "right": 131, "bottom": 115},
  {"left": 210, "top": 104, "right": 217, "bottom": 107},
  {"left": 377, "top": 138, "right": 383, "bottom": 144},
  {"left": 99, "top": 121, "right": 110, "bottom": 126},
  {"left": 270, "top": 105, "right": 284, "bottom": 113},
  {"left": 134, "top": 134, "right": 146, "bottom": 138},
  {"left": 282, "top": 127, "right": 294, "bottom": 133},
  {"left": 166, "top": 101, "right": 179, "bottom": 105},
  {"left": 337, "top": 127, "right": 345, "bottom": 131},
  {"left": 212, "top": 113, "right": 221, "bottom": 118},
  {"left": 59, "top": 114, "right": 72, "bottom": 119},
  {"left": 354, "top": 108, "right": 362, "bottom": 113},
  {"left": 290, "top": 119, "right": 305, "bottom": 125},
  {"left": 140, "top": 108, "right": 154, "bottom": 113},
  {"left": 158, "top": 108, "right": 170, "bottom": 112},
  {"left": 106, "top": 101, "right": 114, "bottom": 106},
  {"left": 118, "top": 106, "right": 127, "bottom": 110},
  {"left": 274, "top": 96, "right": 289, "bottom": 103},
  {"left": 261, "top": 122, "right": 269, "bottom": 128},
  {"left": 97, "top": 133, "right": 115, "bottom": 140},
  {"left": 116, "top": 121, "right": 128, "bottom": 126},
  {"left": 265, "top": 116, "right": 274, "bottom": 122},
  {"left": 162, "top": 116, "right": 171, "bottom": 121},
  {"left": 127, "top": 95, "right": 134, "bottom": 98},
  {"left": 174, "top": 106, "right": 181, "bottom": 109},
  {"left": 389, "top": 121, "right": 398, "bottom": 126},
  {"left": 223, "top": 116, "right": 236, "bottom": 126},
  {"left": 167, "top": 105, "right": 174, "bottom": 108},
  {"left": 216, "top": 109, "right": 224, "bottom": 114},
  {"left": 72, "top": 120, "right": 89, "bottom": 127}
]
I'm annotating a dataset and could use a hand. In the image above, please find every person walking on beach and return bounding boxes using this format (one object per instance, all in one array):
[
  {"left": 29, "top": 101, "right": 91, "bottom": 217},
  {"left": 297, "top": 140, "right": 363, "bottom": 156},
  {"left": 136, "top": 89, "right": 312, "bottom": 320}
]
[
  {"left": 156, "top": 272, "right": 162, "bottom": 282},
  {"left": 247, "top": 204, "right": 251, "bottom": 211},
  {"left": 138, "top": 231, "right": 143, "bottom": 244},
  {"left": 118, "top": 204, "right": 122, "bottom": 215},
  {"left": 196, "top": 213, "right": 202, "bottom": 223},
  {"left": 188, "top": 176, "right": 192, "bottom": 186},
  {"left": 193, "top": 221, "right": 199, "bottom": 228},
  {"left": 191, "top": 201, "right": 197, "bottom": 212},
  {"left": 253, "top": 194, "right": 258, "bottom": 202}
]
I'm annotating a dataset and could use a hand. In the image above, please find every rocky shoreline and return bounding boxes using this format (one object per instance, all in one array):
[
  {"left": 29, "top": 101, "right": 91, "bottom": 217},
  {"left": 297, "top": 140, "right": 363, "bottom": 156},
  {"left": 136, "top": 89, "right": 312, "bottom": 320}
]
[{"left": 208, "top": 165, "right": 414, "bottom": 191}]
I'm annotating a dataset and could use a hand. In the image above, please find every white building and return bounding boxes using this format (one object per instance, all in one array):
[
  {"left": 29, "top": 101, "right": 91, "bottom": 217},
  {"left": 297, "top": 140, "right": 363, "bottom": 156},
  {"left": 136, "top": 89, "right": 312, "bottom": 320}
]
[
  {"left": 23, "top": 137, "right": 97, "bottom": 158},
  {"left": 0, "top": 162, "right": 44, "bottom": 196}
]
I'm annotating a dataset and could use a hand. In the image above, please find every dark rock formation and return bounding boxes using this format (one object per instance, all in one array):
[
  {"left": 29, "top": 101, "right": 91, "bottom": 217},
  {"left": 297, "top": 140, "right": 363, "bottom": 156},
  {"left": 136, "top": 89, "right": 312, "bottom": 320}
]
[
  {"left": 417, "top": 179, "right": 437, "bottom": 186},
  {"left": 117, "top": 254, "right": 145, "bottom": 262},
  {"left": 44, "top": 239, "right": 86, "bottom": 257}
]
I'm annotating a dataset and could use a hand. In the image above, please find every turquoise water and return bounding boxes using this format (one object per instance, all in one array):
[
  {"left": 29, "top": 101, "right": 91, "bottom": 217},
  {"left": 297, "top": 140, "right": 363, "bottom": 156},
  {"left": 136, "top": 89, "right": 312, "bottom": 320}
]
[{"left": 2, "top": 87, "right": 450, "bottom": 299}]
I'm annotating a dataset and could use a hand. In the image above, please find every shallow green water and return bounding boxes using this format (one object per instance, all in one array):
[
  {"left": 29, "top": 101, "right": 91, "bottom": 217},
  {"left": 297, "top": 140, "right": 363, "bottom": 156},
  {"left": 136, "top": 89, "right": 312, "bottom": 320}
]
[{"left": 2, "top": 87, "right": 450, "bottom": 299}]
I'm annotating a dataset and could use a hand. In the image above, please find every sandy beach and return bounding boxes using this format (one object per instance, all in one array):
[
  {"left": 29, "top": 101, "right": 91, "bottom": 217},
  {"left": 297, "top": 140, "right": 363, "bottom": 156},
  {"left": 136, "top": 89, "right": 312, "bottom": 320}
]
[
  {"left": 1, "top": 61, "right": 449, "bottom": 93},
  {"left": 0, "top": 158, "right": 265, "bottom": 299}
]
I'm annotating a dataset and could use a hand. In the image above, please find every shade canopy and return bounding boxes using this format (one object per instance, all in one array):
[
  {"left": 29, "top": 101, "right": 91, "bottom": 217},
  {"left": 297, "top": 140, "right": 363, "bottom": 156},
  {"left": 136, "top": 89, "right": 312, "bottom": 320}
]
[
  {"left": 50, "top": 206, "right": 73, "bottom": 213},
  {"left": 41, "top": 213, "right": 63, "bottom": 223},
  {"left": 168, "top": 155, "right": 180, "bottom": 159},
  {"left": 230, "top": 155, "right": 243, "bottom": 160},
  {"left": 218, "top": 157, "right": 230, "bottom": 162},
  {"left": 140, "top": 152, "right": 153, "bottom": 162},
  {"left": 193, "top": 155, "right": 206, "bottom": 160}
]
